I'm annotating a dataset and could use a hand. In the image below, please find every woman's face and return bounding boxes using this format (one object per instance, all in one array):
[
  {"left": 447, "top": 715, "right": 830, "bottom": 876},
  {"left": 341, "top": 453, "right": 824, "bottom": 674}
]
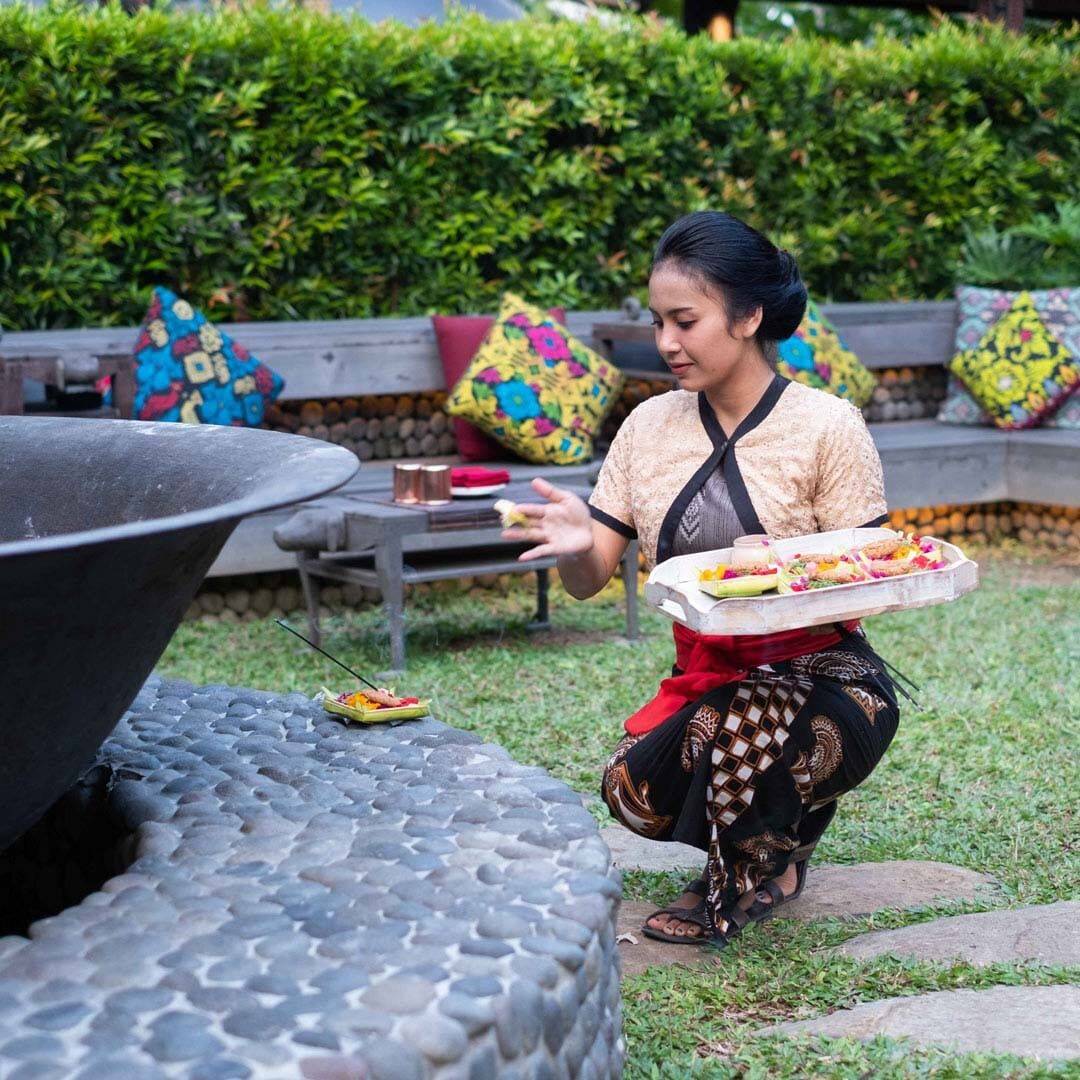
[{"left": 648, "top": 262, "right": 763, "bottom": 392}]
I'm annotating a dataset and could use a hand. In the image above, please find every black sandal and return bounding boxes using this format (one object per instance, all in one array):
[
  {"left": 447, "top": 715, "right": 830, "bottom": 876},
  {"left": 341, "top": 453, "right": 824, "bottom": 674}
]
[
  {"left": 703, "top": 852, "right": 813, "bottom": 950},
  {"left": 640, "top": 877, "right": 711, "bottom": 945},
  {"left": 742, "top": 841, "right": 815, "bottom": 925}
]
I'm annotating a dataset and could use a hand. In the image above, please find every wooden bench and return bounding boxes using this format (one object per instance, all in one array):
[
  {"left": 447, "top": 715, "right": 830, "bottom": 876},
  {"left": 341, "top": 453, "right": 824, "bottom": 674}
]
[{"left": 4, "top": 301, "right": 1077, "bottom": 586}]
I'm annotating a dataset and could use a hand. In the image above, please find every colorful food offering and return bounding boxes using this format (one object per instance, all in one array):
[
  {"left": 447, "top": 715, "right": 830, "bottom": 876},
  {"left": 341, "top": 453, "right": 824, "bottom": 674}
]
[
  {"left": 777, "top": 552, "right": 867, "bottom": 593},
  {"left": 494, "top": 498, "right": 528, "bottom": 529},
  {"left": 320, "top": 686, "right": 430, "bottom": 724},
  {"left": 697, "top": 562, "right": 781, "bottom": 598},
  {"left": 854, "top": 534, "right": 947, "bottom": 578},
  {"left": 693, "top": 532, "right": 953, "bottom": 600},
  {"left": 336, "top": 687, "right": 420, "bottom": 710}
]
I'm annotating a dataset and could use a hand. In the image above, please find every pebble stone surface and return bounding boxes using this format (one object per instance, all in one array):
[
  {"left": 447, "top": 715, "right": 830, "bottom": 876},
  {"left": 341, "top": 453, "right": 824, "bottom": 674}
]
[{"left": 0, "top": 676, "right": 624, "bottom": 1078}]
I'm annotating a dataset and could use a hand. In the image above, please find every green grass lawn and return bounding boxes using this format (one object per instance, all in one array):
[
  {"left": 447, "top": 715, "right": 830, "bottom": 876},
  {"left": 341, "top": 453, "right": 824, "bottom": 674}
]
[{"left": 160, "top": 551, "right": 1079, "bottom": 1078}]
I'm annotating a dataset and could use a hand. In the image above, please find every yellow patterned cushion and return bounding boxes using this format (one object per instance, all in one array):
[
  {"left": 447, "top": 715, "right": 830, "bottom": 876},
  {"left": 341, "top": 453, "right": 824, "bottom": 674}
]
[
  {"left": 775, "top": 298, "right": 876, "bottom": 407},
  {"left": 446, "top": 293, "right": 623, "bottom": 464},
  {"left": 949, "top": 292, "right": 1079, "bottom": 429}
]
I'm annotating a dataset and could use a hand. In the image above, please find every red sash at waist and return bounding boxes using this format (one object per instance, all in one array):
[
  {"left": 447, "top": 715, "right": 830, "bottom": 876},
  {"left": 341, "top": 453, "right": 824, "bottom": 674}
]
[{"left": 624, "top": 620, "right": 857, "bottom": 736}]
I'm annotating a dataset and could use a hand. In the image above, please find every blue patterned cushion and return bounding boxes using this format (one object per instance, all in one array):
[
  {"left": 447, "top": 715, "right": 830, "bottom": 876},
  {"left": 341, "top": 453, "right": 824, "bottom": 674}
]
[{"left": 128, "top": 287, "right": 283, "bottom": 425}]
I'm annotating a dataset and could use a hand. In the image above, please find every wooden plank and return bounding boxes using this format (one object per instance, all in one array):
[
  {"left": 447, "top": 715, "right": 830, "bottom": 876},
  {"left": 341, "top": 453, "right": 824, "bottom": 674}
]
[
  {"left": 1, "top": 310, "right": 625, "bottom": 400},
  {"left": 871, "top": 421, "right": 1008, "bottom": 508},
  {"left": 309, "top": 547, "right": 558, "bottom": 587},
  {"left": 827, "top": 301, "right": 957, "bottom": 369},
  {"left": 868, "top": 420, "right": 1000, "bottom": 454},
  {"left": 209, "top": 513, "right": 299, "bottom": 576},
  {"left": 1006, "top": 429, "right": 1080, "bottom": 507}
]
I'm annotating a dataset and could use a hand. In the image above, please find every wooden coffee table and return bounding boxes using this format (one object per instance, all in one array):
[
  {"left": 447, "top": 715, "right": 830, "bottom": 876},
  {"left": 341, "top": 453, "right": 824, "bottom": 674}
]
[{"left": 288, "top": 480, "right": 640, "bottom": 671}]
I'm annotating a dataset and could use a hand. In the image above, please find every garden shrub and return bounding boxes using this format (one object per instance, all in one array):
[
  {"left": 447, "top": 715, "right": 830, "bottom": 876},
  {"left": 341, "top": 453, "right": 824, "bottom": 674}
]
[{"left": 1, "top": 5, "right": 1076, "bottom": 327}]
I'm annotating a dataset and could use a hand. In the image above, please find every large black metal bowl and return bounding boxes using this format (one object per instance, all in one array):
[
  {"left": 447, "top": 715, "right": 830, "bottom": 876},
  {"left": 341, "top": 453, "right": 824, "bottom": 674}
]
[{"left": 0, "top": 417, "right": 359, "bottom": 851}]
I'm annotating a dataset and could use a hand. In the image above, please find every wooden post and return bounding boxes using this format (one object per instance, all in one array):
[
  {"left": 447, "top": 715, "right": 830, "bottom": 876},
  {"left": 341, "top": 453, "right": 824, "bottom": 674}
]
[
  {"left": 0, "top": 359, "right": 25, "bottom": 415},
  {"left": 97, "top": 353, "right": 137, "bottom": 420},
  {"left": 976, "top": 0, "right": 1026, "bottom": 31}
]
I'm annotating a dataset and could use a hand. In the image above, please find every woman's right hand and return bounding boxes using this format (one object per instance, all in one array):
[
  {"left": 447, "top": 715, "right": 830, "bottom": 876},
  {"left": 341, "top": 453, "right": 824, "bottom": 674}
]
[{"left": 502, "top": 477, "right": 595, "bottom": 562}]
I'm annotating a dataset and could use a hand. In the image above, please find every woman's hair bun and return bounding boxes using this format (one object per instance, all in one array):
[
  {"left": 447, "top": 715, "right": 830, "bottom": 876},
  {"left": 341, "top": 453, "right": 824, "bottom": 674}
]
[
  {"left": 653, "top": 212, "right": 808, "bottom": 344},
  {"left": 758, "top": 249, "right": 807, "bottom": 341}
]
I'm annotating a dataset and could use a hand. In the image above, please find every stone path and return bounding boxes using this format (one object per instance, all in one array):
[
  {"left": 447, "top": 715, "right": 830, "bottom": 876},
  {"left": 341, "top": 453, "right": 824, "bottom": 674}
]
[
  {"left": 836, "top": 900, "right": 1080, "bottom": 967},
  {"left": 602, "top": 828, "right": 999, "bottom": 918},
  {"left": 601, "top": 826, "right": 701, "bottom": 874},
  {"left": 608, "top": 824, "right": 1079, "bottom": 1064},
  {"left": 760, "top": 985, "right": 1080, "bottom": 1060},
  {"left": 616, "top": 902, "right": 715, "bottom": 977},
  {"left": 605, "top": 825, "right": 1000, "bottom": 977}
]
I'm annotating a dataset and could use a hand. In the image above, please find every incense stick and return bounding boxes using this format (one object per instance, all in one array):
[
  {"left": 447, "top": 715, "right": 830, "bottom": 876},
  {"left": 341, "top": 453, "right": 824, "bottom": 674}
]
[{"left": 274, "top": 619, "right": 381, "bottom": 693}]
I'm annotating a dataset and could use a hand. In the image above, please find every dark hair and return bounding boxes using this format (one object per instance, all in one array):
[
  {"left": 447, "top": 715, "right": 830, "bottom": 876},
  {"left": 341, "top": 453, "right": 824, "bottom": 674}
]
[{"left": 652, "top": 211, "right": 807, "bottom": 347}]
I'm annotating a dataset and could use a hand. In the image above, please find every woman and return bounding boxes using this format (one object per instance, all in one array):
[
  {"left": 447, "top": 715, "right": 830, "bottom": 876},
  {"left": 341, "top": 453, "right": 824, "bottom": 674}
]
[{"left": 505, "top": 211, "right": 901, "bottom": 947}]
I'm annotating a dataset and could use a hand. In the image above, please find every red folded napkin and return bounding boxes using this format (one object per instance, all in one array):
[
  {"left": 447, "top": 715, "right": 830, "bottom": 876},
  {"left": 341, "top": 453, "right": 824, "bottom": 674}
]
[{"left": 451, "top": 466, "right": 511, "bottom": 488}]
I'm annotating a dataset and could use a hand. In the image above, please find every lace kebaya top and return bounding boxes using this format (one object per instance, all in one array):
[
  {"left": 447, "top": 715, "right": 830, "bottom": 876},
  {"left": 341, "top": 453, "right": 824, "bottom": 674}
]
[{"left": 588, "top": 376, "right": 888, "bottom": 570}]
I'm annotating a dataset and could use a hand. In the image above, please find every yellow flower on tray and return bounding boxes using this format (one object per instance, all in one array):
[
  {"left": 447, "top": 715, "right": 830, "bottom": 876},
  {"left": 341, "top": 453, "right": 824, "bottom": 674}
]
[{"left": 320, "top": 687, "right": 430, "bottom": 724}]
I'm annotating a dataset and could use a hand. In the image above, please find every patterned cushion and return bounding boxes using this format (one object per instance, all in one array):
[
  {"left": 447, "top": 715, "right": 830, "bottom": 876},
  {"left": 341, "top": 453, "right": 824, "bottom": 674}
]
[
  {"left": 774, "top": 298, "right": 876, "bottom": 407},
  {"left": 130, "top": 287, "right": 283, "bottom": 424},
  {"left": 432, "top": 307, "right": 566, "bottom": 462},
  {"left": 939, "top": 285, "right": 1080, "bottom": 429},
  {"left": 948, "top": 291, "right": 1079, "bottom": 429},
  {"left": 445, "top": 293, "right": 623, "bottom": 465}
]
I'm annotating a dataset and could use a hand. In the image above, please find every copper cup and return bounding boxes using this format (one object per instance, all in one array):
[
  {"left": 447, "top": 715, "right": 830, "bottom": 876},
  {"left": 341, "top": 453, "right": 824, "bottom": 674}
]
[
  {"left": 419, "top": 464, "right": 452, "bottom": 505},
  {"left": 393, "top": 463, "right": 423, "bottom": 504}
]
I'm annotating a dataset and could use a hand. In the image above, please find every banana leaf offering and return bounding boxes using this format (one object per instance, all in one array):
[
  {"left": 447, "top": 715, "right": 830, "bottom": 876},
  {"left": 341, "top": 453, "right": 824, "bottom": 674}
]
[{"left": 319, "top": 686, "right": 430, "bottom": 724}]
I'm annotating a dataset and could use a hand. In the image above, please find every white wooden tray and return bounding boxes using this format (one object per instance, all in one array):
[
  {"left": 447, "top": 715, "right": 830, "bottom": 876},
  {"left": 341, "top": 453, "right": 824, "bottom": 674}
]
[{"left": 643, "top": 527, "right": 979, "bottom": 635}]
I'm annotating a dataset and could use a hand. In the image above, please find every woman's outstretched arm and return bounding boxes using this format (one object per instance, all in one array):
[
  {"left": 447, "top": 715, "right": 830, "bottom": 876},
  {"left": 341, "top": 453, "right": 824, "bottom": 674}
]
[{"left": 502, "top": 477, "right": 629, "bottom": 600}]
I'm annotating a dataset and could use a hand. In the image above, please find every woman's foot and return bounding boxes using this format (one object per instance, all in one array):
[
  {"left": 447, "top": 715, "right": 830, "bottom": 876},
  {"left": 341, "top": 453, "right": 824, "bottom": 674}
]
[
  {"left": 643, "top": 862, "right": 802, "bottom": 943},
  {"left": 644, "top": 885, "right": 708, "bottom": 940},
  {"left": 737, "top": 862, "right": 799, "bottom": 912}
]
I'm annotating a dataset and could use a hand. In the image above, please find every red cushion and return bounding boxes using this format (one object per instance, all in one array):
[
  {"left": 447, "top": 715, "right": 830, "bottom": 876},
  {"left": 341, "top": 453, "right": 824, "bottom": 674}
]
[{"left": 433, "top": 308, "right": 567, "bottom": 462}]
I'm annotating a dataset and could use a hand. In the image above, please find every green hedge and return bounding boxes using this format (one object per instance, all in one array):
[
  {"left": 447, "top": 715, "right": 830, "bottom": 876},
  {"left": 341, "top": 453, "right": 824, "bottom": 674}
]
[{"left": 1, "top": 5, "right": 1077, "bottom": 328}]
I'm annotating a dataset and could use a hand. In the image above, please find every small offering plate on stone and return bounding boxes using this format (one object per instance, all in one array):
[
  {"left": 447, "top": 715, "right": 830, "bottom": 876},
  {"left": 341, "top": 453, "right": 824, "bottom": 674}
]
[{"left": 319, "top": 687, "right": 431, "bottom": 724}]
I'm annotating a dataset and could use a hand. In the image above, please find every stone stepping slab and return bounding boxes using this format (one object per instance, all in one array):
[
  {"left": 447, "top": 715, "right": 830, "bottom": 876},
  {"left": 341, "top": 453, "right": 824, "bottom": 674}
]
[
  {"left": 601, "top": 826, "right": 701, "bottom": 874},
  {"left": 784, "top": 860, "right": 1000, "bottom": 920},
  {"left": 759, "top": 984, "right": 1080, "bottom": 1061},
  {"left": 602, "top": 827, "right": 998, "bottom": 918},
  {"left": 616, "top": 901, "right": 717, "bottom": 977},
  {"left": 836, "top": 900, "right": 1080, "bottom": 967},
  {"left": 613, "top": 849, "right": 1000, "bottom": 977}
]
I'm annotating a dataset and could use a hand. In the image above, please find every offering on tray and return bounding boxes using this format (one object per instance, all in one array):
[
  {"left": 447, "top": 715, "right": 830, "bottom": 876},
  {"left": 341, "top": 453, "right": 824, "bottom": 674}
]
[
  {"left": 646, "top": 527, "right": 977, "bottom": 636},
  {"left": 697, "top": 562, "right": 781, "bottom": 598},
  {"left": 777, "top": 552, "right": 867, "bottom": 593},
  {"left": 320, "top": 686, "right": 430, "bottom": 724},
  {"left": 853, "top": 534, "right": 947, "bottom": 578},
  {"left": 339, "top": 687, "right": 419, "bottom": 709},
  {"left": 494, "top": 498, "right": 529, "bottom": 529}
]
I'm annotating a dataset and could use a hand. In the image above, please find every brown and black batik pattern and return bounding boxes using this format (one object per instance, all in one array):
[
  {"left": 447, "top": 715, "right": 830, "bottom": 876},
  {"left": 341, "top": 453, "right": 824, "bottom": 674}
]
[
  {"left": 601, "top": 636, "right": 899, "bottom": 937},
  {"left": 602, "top": 734, "right": 671, "bottom": 839}
]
